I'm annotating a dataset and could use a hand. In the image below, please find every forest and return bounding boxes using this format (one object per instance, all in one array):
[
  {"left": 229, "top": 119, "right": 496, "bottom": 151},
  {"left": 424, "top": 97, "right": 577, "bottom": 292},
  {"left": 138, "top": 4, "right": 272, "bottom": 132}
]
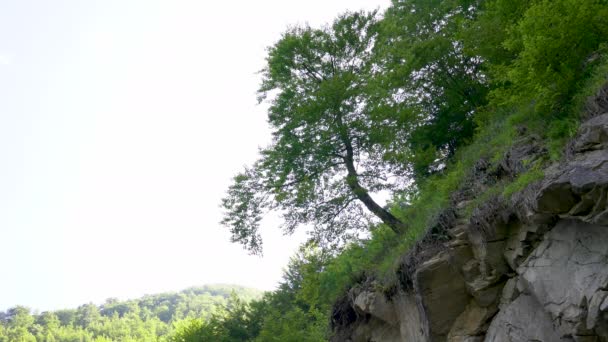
[
  {"left": 0, "top": 285, "right": 261, "bottom": 341},
  {"left": 216, "top": 0, "right": 608, "bottom": 340},
  {"left": 4, "top": 0, "right": 608, "bottom": 340}
]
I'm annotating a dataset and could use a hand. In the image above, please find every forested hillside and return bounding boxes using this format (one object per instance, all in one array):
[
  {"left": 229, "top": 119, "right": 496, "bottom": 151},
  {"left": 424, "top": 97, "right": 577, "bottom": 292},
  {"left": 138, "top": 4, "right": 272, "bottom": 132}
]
[
  {"left": 0, "top": 285, "right": 261, "bottom": 341},
  {"left": 5, "top": 0, "right": 607, "bottom": 340},
  {"left": 208, "top": 0, "right": 608, "bottom": 340}
]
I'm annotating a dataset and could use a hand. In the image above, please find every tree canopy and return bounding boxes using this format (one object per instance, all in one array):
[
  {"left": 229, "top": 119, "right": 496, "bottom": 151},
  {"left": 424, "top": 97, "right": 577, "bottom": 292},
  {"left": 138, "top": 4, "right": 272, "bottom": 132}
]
[
  {"left": 203, "top": 0, "right": 608, "bottom": 339},
  {"left": 367, "top": 0, "right": 489, "bottom": 178},
  {"left": 0, "top": 285, "right": 262, "bottom": 342},
  {"left": 6, "top": 0, "right": 608, "bottom": 341},
  {"left": 221, "top": 11, "right": 410, "bottom": 254}
]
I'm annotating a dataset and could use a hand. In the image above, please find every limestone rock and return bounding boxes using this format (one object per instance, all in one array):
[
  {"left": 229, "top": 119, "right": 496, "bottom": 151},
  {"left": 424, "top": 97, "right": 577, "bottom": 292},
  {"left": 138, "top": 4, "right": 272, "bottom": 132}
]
[
  {"left": 447, "top": 301, "right": 498, "bottom": 341},
  {"left": 330, "top": 107, "right": 608, "bottom": 342},
  {"left": 348, "top": 318, "right": 402, "bottom": 342},
  {"left": 468, "top": 197, "right": 513, "bottom": 278},
  {"left": 503, "top": 222, "right": 550, "bottom": 271},
  {"left": 536, "top": 143, "right": 608, "bottom": 225},
  {"left": 393, "top": 292, "right": 428, "bottom": 341},
  {"left": 499, "top": 134, "right": 546, "bottom": 176},
  {"left": 465, "top": 277, "right": 503, "bottom": 308},
  {"left": 416, "top": 251, "right": 470, "bottom": 341},
  {"left": 485, "top": 293, "right": 562, "bottom": 341},
  {"left": 572, "top": 113, "right": 608, "bottom": 153},
  {"left": 517, "top": 219, "right": 608, "bottom": 338},
  {"left": 498, "top": 278, "right": 520, "bottom": 308},
  {"left": 353, "top": 290, "right": 397, "bottom": 324}
]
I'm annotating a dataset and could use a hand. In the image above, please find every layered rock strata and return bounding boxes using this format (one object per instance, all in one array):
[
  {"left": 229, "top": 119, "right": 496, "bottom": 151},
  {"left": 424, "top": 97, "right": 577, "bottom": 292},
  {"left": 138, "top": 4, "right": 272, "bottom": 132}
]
[{"left": 331, "top": 111, "right": 608, "bottom": 341}]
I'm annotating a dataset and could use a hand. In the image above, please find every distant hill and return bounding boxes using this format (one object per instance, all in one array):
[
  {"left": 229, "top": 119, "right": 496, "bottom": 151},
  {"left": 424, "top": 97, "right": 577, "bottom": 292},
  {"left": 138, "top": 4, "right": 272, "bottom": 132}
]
[
  {"left": 99, "top": 284, "right": 263, "bottom": 323},
  {"left": 0, "top": 284, "right": 264, "bottom": 341}
]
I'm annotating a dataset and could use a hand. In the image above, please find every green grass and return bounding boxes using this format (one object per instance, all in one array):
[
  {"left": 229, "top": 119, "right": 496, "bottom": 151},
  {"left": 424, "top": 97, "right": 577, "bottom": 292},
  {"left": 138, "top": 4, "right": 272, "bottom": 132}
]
[
  {"left": 318, "top": 88, "right": 600, "bottom": 307},
  {"left": 502, "top": 167, "right": 545, "bottom": 198},
  {"left": 316, "top": 51, "right": 608, "bottom": 306}
]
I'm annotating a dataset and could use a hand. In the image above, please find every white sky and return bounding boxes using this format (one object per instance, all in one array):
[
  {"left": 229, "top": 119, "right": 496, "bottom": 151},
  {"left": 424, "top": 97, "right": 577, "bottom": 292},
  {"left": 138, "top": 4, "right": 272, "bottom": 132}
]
[{"left": 0, "top": 0, "right": 390, "bottom": 311}]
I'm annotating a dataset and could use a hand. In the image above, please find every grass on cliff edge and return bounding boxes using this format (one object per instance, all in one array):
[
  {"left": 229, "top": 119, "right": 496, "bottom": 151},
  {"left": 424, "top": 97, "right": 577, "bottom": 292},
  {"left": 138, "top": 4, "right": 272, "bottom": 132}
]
[{"left": 316, "top": 53, "right": 608, "bottom": 305}]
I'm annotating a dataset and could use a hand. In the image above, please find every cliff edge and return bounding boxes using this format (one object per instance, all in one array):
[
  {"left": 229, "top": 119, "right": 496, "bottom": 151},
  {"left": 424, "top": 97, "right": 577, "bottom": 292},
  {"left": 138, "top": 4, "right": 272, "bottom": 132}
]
[{"left": 331, "top": 91, "right": 608, "bottom": 341}]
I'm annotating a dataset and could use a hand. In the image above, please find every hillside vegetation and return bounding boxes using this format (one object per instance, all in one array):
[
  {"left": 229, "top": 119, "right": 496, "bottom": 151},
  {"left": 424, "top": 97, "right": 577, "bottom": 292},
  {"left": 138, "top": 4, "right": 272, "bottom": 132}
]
[
  {"left": 211, "top": 0, "right": 608, "bottom": 341},
  {"left": 0, "top": 285, "right": 261, "bottom": 341},
  {"left": 5, "top": 0, "right": 608, "bottom": 340}
]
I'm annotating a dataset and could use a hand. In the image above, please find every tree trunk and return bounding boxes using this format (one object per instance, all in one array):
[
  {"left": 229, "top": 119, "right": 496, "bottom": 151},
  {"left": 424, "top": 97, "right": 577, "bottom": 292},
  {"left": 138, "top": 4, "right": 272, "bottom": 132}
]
[{"left": 341, "top": 134, "right": 408, "bottom": 235}]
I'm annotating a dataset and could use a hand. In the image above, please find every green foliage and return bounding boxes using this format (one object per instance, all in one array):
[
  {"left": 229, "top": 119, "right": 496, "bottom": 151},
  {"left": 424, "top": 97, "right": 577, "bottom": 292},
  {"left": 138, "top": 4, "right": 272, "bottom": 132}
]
[
  {"left": 251, "top": 248, "right": 329, "bottom": 342},
  {"left": 212, "top": 0, "right": 608, "bottom": 339},
  {"left": 12, "top": 0, "right": 608, "bottom": 341},
  {"left": 0, "top": 285, "right": 262, "bottom": 342},
  {"left": 222, "top": 10, "right": 409, "bottom": 254},
  {"left": 170, "top": 319, "right": 210, "bottom": 342},
  {"left": 168, "top": 294, "right": 263, "bottom": 342},
  {"left": 459, "top": 0, "right": 529, "bottom": 66},
  {"left": 164, "top": 247, "right": 329, "bottom": 342},
  {"left": 496, "top": 0, "right": 608, "bottom": 111},
  {"left": 502, "top": 167, "right": 544, "bottom": 198},
  {"left": 471, "top": 0, "right": 608, "bottom": 161},
  {"left": 371, "top": 0, "right": 489, "bottom": 178},
  {"left": 269, "top": 0, "right": 608, "bottom": 312},
  {"left": 254, "top": 307, "right": 326, "bottom": 342}
]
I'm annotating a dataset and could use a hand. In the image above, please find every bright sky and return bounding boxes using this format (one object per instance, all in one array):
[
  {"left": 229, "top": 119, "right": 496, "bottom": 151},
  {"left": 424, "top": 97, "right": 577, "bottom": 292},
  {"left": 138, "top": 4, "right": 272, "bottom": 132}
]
[{"left": 0, "top": 0, "right": 390, "bottom": 312}]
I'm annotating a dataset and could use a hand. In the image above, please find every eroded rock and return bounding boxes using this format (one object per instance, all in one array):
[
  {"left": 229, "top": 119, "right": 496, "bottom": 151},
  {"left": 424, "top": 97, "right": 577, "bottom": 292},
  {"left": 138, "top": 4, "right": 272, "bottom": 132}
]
[
  {"left": 394, "top": 292, "right": 429, "bottom": 341},
  {"left": 353, "top": 290, "right": 397, "bottom": 324},
  {"left": 573, "top": 113, "right": 608, "bottom": 153},
  {"left": 518, "top": 219, "right": 608, "bottom": 339},
  {"left": 330, "top": 110, "right": 608, "bottom": 342},
  {"left": 416, "top": 250, "right": 471, "bottom": 341},
  {"left": 485, "top": 293, "right": 562, "bottom": 341},
  {"left": 536, "top": 132, "right": 608, "bottom": 224},
  {"left": 447, "top": 301, "right": 498, "bottom": 341}
]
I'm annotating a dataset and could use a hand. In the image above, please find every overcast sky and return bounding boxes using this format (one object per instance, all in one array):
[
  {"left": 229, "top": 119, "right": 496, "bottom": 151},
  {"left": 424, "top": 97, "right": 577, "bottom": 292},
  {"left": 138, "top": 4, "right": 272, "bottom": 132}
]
[{"left": 0, "top": 0, "right": 389, "bottom": 311}]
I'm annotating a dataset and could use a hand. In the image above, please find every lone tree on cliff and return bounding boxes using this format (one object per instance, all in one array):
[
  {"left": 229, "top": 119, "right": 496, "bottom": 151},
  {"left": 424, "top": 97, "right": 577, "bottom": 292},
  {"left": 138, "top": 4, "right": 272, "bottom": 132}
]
[{"left": 221, "top": 11, "right": 407, "bottom": 254}]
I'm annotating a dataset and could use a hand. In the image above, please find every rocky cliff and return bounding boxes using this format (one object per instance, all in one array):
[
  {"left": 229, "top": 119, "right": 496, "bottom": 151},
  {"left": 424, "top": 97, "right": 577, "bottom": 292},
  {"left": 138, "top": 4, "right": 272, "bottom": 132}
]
[{"left": 331, "top": 92, "right": 608, "bottom": 341}]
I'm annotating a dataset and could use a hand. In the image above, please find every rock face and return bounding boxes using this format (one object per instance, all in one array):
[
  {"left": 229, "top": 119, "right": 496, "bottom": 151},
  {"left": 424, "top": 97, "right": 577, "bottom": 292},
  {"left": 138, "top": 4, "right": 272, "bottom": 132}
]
[
  {"left": 331, "top": 112, "right": 608, "bottom": 341},
  {"left": 484, "top": 293, "right": 562, "bottom": 342}
]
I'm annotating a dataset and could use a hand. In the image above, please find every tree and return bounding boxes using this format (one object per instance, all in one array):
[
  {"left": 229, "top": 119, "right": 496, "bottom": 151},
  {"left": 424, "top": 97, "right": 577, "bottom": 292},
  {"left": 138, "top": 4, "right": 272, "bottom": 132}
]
[
  {"left": 491, "top": 0, "right": 608, "bottom": 114},
  {"left": 368, "top": 0, "right": 489, "bottom": 178},
  {"left": 75, "top": 304, "right": 101, "bottom": 329},
  {"left": 169, "top": 294, "right": 262, "bottom": 342},
  {"left": 54, "top": 309, "right": 76, "bottom": 327},
  {"left": 36, "top": 312, "right": 60, "bottom": 341},
  {"left": 170, "top": 318, "right": 212, "bottom": 342},
  {"left": 2, "top": 306, "right": 36, "bottom": 342},
  {"left": 221, "top": 11, "right": 408, "bottom": 254}
]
